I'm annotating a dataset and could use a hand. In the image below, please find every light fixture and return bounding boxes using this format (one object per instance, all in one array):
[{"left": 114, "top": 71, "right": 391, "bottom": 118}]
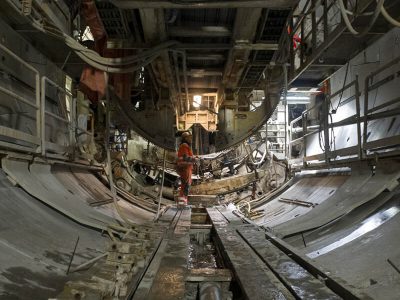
[
  {"left": 280, "top": 95, "right": 311, "bottom": 104},
  {"left": 288, "top": 87, "right": 319, "bottom": 93},
  {"left": 193, "top": 95, "right": 202, "bottom": 108},
  {"left": 285, "top": 96, "right": 310, "bottom": 100},
  {"left": 81, "top": 26, "right": 94, "bottom": 41}
]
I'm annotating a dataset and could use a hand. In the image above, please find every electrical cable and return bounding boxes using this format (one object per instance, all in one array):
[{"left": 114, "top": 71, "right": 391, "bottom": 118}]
[
  {"left": 338, "top": 0, "right": 384, "bottom": 37},
  {"left": 74, "top": 50, "right": 157, "bottom": 73},
  {"left": 40, "top": 22, "right": 179, "bottom": 66},
  {"left": 29, "top": 19, "right": 178, "bottom": 72},
  {"left": 341, "top": 0, "right": 400, "bottom": 24},
  {"left": 337, "top": 0, "right": 375, "bottom": 16}
]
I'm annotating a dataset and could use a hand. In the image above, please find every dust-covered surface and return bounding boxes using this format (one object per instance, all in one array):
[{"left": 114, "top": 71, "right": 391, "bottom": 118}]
[
  {"left": 187, "top": 236, "right": 218, "bottom": 269},
  {"left": 0, "top": 169, "right": 106, "bottom": 299}
]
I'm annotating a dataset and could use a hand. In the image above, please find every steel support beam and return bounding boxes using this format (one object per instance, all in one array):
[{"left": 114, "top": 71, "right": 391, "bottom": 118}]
[
  {"left": 184, "top": 69, "right": 223, "bottom": 77},
  {"left": 139, "top": 8, "right": 176, "bottom": 91},
  {"left": 168, "top": 26, "right": 231, "bottom": 38},
  {"left": 111, "top": 0, "right": 297, "bottom": 9},
  {"left": 289, "top": 0, "right": 376, "bottom": 85},
  {"left": 106, "top": 40, "right": 278, "bottom": 51},
  {"left": 222, "top": 8, "right": 263, "bottom": 89},
  {"left": 234, "top": 42, "right": 278, "bottom": 50},
  {"left": 187, "top": 54, "right": 226, "bottom": 61}
]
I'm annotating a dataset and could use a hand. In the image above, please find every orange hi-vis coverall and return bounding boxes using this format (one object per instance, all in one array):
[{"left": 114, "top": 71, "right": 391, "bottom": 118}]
[{"left": 176, "top": 142, "right": 194, "bottom": 198}]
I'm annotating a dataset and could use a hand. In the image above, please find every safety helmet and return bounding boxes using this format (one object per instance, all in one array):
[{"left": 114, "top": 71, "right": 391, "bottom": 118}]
[{"left": 181, "top": 131, "right": 192, "bottom": 138}]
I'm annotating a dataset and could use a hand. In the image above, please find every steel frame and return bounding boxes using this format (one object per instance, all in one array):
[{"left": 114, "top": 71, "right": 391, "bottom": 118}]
[
  {"left": 41, "top": 76, "right": 73, "bottom": 156},
  {"left": 0, "top": 42, "right": 41, "bottom": 152},
  {"left": 289, "top": 54, "right": 400, "bottom": 167},
  {"left": 287, "top": 0, "right": 375, "bottom": 85},
  {"left": 288, "top": 77, "right": 361, "bottom": 165},
  {"left": 0, "top": 42, "right": 93, "bottom": 158},
  {"left": 363, "top": 56, "right": 400, "bottom": 154}
]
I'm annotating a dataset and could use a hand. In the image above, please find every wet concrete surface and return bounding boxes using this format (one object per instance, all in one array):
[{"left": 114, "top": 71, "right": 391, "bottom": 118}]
[
  {"left": 0, "top": 267, "right": 66, "bottom": 300},
  {"left": 187, "top": 236, "right": 218, "bottom": 269}
]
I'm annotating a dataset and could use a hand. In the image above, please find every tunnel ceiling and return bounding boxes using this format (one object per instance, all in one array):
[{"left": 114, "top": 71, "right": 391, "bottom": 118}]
[
  {"left": 1, "top": 0, "right": 397, "bottom": 151},
  {"left": 94, "top": 0, "right": 296, "bottom": 150}
]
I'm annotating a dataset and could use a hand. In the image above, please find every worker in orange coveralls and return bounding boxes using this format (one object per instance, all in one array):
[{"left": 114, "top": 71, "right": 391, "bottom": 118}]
[{"left": 176, "top": 131, "right": 197, "bottom": 205}]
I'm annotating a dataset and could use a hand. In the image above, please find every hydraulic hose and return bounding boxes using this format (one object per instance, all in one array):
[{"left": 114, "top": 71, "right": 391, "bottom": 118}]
[
  {"left": 74, "top": 50, "right": 157, "bottom": 73},
  {"left": 380, "top": 3, "right": 400, "bottom": 27},
  {"left": 31, "top": 20, "right": 177, "bottom": 70},
  {"left": 338, "top": 0, "right": 384, "bottom": 37}
]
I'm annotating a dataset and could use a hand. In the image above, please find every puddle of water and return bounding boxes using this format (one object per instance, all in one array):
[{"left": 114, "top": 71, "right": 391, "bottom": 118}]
[
  {"left": 188, "top": 234, "right": 217, "bottom": 269},
  {"left": 307, "top": 205, "right": 400, "bottom": 259}
]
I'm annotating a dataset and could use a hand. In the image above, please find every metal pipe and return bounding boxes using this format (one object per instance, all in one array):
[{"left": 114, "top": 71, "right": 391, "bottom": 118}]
[
  {"left": 111, "top": 0, "right": 296, "bottom": 9},
  {"left": 283, "top": 64, "right": 288, "bottom": 157},
  {"left": 338, "top": 0, "right": 384, "bottom": 37},
  {"left": 43, "top": 77, "right": 73, "bottom": 96},
  {"left": 36, "top": 72, "right": 40, "bottom": 153},
  {"left": 368, "top": 96, "right": 400, "bottom": 114},
  {"left": 66, "top": 236, "right": 80, "bottom": 274},
  {"left": 181, "top": 51, "right": 190, "bottom": 112},
  {"left": 354, "top": 76, "right": 362, "bottom": 160},
  {"left": 0, "top": 86, "right": 38, "bottom": 109},
  {"left": 173, "top": 51, "right": 184, "bottom": 115},
  {"left": 199, "top": 282, "right": 222, "bottom": 300},
  {"left": 289, "top": 136, "right": 304, "bottom": 145},
  {"left": 44, "top": 111, "right": 69, "bottom": 123},
  {"left": 329, "top": 80, "right": 356, "bottom": 98},
  {"left": 323, "top": 96, "right": 330, "bottom": 164},
  {"left": 0, "top": 41, "right": 41, "bottom": 153},
  {"left": 42, "top": 76, "right": 74, "bottom": 156},
  {"left": 173, "top": 50, "right": 190, "bottom": 112},
  {"left": 302, "top": 112, "right": 307, "bottom": 159},
  {"left": 0, "top": 42, "right": 39, "bottom": 74},
  {"left": 40, "top": 77, "right": 46, "bottom": 155},
  {"left": 363, "top": 76, "right": 369, "bottom": 152},
  {"left": 104, "top": 73, "right": 137, "bottom": 230},
  {"left": 155, "top": 149, "right": 166, "bottom": 221},
  {"left": 69, "top": 252, "right": 107, "bottom": 273},
  {"left": 367, "top": 55, "right": 400, "bottom": 79}
]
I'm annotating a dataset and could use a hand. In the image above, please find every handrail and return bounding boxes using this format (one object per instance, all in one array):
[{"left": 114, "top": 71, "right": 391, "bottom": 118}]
[
  {"left": 363, "top": 55, "right": 400, "bottom": 153},
  {"left": 41, "top": 76, "right": 74, "bottom": 155},
  {"left": 0, "top": 42, "right": 41, "bottom": 151},
  {"left": 0, "top": 86, "right": 38, "bottom": 109},
  {"left": 0, "top": 42, "right": 96, "bottom": 158},
  {"left": 288, "top": 78, "right": 361, "bottom": 163},
  {"left": 0, "top": 42, "right": 39, "bottom": 74}
]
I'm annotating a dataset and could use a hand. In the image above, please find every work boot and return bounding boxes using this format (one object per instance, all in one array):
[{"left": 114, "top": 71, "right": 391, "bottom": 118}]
[{"left": 177, "top": 196, "right": 186, "bottom": 209}]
